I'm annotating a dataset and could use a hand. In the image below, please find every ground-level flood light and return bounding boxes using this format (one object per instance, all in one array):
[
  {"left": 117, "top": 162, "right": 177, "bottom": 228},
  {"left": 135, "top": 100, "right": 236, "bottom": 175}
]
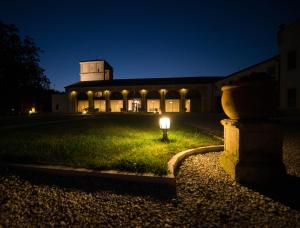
[
  {"left": 159, "top": 117, "right": 170, "bottom": 142},
  {"left": 29, "top": 107, "right": 36, "bottom": 115}
]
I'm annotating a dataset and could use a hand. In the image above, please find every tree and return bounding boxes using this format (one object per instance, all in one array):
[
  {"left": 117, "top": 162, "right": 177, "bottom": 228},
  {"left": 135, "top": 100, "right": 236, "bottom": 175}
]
[{"left": 0, "top": 21, "right": 51, "bottom": 114}]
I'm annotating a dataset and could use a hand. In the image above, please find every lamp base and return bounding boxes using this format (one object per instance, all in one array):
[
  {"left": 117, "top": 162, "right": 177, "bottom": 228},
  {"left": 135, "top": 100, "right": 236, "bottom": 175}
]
[{"left": 161, "top": 130, "right": 169, "bottom": 142}]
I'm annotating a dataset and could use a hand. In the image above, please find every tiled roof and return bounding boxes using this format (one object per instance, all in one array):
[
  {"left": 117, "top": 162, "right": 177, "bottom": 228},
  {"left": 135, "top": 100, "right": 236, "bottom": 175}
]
[{"left": 65, "top": 76, "right": 224, "bottom": 88}]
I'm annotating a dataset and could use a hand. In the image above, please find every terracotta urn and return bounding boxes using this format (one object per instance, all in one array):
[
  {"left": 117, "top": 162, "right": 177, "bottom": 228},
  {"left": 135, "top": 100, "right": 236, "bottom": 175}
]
[{"left": 221, "top": 81, "right": 277, "bottom": 120}]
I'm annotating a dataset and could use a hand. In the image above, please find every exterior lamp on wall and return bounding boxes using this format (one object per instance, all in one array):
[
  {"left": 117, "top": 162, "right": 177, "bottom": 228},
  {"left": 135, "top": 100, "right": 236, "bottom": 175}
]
[{"left": 159, "top": 116, "right": 170, "bottom": 142}]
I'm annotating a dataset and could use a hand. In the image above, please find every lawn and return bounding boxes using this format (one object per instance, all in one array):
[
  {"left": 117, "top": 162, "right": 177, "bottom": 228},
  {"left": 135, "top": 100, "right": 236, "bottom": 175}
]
[{"left": 0, "top": 114, "right": 222, "bottom": 175}]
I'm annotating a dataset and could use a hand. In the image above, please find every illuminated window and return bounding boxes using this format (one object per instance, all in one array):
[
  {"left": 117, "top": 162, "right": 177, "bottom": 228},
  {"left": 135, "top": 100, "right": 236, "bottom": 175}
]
[
  {"left": 165, "top": 99, "right": 180, "bottom": 112},
  {"left": 94, "top": 100, "right": 106, "bottom": 112},
  {"left": 111, "top": 100, "right": 123, "bottom": 112},
  {"left": 77, "top": 100, "right": 88, "bottom": 112},
  {"left": 147, "top": 99, "right": 160, "bottom": 112},
  {"left": 185, "top": 99, "right": 191, "bottom": 112}
]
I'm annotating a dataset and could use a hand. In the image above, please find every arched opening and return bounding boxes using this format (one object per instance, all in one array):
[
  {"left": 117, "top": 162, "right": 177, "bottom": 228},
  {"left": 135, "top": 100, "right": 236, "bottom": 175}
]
[
  {"left": 94, "top": 91, "right": 106, "bottom": 112},
  {"left": 165, "top": 90, "right": 180, "bottom": 112},
  {"left": 110, "top": 91, "right": 123, "bottom": 112},
  {"left": 77, "top": 91, "right": 88, "bottom": 112},
  {"left": 128, "top": 90, "right": 141, "bottom": 112},
  {"left": 187, "top": 90, "right": 202, "bottom": 112},
  {"left": 146, "top": 90, "right": 160, "bottom": 113}
]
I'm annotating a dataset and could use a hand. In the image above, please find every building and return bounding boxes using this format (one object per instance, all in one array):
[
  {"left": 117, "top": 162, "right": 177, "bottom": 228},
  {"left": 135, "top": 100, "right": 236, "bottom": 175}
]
[
  {"left": 62, "top": 60, "right": 222, "bottom": 113},
  {"left": 278, "top": 21, "right": 300, "bottom": 113}
]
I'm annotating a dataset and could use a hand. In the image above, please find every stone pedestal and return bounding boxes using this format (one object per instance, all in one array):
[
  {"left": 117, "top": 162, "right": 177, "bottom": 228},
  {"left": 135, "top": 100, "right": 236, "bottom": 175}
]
[{"left": 220, "top": 119, "right": 286, "bottom": 185}]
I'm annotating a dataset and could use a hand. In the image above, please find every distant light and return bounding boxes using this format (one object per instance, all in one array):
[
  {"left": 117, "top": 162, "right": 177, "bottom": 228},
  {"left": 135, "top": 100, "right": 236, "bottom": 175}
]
[
  {"left": 29, "top": 107, "right": 36, "bottom": 115},
  {"left": 121, "top": 90, "right": 128, "bottom": 95},
  {"left": 180, "top": 88, "right": 187, "bottom": 94},
  {"left": 82, "top": 110, "right": 87, "bottom": 115},
  {"left": 159, "top": 89, "right": 167, "bottom": 94},
  {"left": 95, "top": 91, "right": 102, "bottom": 97},
  {"left": 140, "top": 89, "right": 147, "bottom": 95}
]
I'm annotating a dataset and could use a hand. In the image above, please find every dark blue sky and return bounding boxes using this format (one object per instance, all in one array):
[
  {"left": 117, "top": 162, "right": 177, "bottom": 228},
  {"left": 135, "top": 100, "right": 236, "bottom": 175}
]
[{"left": 1, "top": 0, "right": 299, "bottom": 91}]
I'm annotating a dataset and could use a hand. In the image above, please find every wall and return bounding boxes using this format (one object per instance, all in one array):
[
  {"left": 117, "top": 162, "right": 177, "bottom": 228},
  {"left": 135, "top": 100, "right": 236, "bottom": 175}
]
[
  {"left": 51, "top": 94, "right": 68, "bottom": 112},
  {"left": 80, "top": 61, "right": 105, "bottom": 81},
  {"left": 278, "top": 21, "right": 300, "bottom": 113}
]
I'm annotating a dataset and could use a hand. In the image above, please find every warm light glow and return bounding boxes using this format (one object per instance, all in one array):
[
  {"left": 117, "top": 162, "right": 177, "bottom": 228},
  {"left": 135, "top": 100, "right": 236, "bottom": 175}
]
[
  {"left": 95, "top": 91, "right": 102, "bottom": 97},
  {"left": 121, "top": 90, "right": 128, "bottom": 95},
  {"left": 104, "top": 90, "right": 110, "bottom": 95},
  {"left": 87, "top": 90, "right": 93, "bottom": 95},
  {"left": 71, "top": 91, "right": 77, "bottom": 95},
  {"left": 159, "top": 89, "right": 167, "bottom": 95},
  {"left": 159, "top": 117, "right": 170, "bottom": 129},
  {"left": 180, "top": 88, "right": 188, "bottom": 94},
  {"left": 140, "top": 89, "right": 147, "bottom": 95},
  {"left": 82, "top": 110, "right": 87, "bottom": 115},
  {"left": 29, "top": 107, "right": 36, "bottom": 114}
]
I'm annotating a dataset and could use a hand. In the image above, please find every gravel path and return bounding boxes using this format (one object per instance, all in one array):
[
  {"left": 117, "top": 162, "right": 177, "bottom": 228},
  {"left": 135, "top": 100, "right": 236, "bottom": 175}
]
[{"left": 1, "top": 151, "right": 299, "bottom": 227}]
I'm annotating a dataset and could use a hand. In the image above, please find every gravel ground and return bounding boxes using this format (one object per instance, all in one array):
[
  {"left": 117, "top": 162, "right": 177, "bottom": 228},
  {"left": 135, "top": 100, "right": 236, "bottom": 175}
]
[{"left": 1, "top": 151, "right": 299, "bottom": 227}]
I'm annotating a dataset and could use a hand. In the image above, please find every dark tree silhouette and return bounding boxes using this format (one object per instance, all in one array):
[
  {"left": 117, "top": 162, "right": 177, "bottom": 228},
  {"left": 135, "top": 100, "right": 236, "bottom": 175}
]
[{"left": 0, "top": 21, "right": 51, "bottom": 114}]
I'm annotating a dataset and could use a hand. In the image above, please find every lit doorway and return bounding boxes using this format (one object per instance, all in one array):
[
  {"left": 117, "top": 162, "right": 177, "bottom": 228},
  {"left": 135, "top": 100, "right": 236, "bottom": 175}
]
[{"left": 128, "top": 99, "right": 141, "bottom": 112}]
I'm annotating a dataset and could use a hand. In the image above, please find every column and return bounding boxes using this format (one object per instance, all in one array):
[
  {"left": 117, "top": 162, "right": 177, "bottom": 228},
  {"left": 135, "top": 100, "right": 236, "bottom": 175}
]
[
  {"left": 104, "top": 90, "right": 111, "bottom": 112},
  {"left": 180, "top": 91, "right": 187, "bottom": 112},
  {"left": 122, "top": 90, "right": 128, "bottom": 112},
  {"left": 220, "top": 119, "right": 286, "bottom": 185},
  {"left": 140, "top": 90, "right": 148, "bottom": 112},
  {"left": 160, "top": 89, "right": 166, "bottom": 113},
  {"left": 87, "top": 91, "right": 94, "bottom": 111},
  {"left": 69, "top": 91, "right": 77, "bottom": 112}
]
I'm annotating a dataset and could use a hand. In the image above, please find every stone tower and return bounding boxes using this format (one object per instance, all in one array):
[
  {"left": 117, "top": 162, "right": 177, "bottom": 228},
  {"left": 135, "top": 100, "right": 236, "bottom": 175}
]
[{"left": 79, "top": 60, "right": 113, "bottom": 81}]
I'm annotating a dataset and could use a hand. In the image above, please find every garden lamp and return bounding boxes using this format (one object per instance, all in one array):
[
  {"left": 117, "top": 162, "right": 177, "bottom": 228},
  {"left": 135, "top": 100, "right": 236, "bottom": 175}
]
[{"left": 159, "top": 116, "right": 170, "bottom": 142}]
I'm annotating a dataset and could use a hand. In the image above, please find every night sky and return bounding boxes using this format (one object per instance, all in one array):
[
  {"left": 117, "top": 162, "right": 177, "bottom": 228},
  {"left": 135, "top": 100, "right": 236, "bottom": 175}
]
[{"left": 1, "top": 0, "right": 299, "bottom": 91}]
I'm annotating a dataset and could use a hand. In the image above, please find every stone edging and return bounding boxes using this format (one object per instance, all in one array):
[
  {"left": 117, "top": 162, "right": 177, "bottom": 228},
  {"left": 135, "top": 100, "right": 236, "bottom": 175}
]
[
  {"left": 0, "top": 145, "right": 224, "bottom": 186},
  {"left": 167, "top": 145, "right": 224, "bottom": 177}
]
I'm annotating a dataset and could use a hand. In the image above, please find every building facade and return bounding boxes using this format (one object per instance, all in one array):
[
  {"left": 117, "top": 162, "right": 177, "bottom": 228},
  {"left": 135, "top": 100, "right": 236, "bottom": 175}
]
[
  {"left": 63, "top": 61, "right": 222, "bottom": 113},
  {"left": 278, "top": 21, "right": 300, "bottom": 113}
]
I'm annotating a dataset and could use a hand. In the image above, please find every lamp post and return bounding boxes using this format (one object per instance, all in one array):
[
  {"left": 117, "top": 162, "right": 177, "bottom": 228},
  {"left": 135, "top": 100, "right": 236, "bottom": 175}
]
[{"left": 159, "top": 116, "right": 170, "bottom": 142}]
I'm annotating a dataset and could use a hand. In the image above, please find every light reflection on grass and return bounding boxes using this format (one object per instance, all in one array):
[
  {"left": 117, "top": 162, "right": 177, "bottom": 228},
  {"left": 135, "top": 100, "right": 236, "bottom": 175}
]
[{"left": 0, "top": 115, "right": 221, "bottom": 175}]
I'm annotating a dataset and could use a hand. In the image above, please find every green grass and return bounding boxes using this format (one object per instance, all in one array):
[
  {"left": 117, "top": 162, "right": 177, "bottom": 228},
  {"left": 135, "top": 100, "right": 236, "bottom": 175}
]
[{"left": 0, "top": 114, "right": 221, "bottom": 175}]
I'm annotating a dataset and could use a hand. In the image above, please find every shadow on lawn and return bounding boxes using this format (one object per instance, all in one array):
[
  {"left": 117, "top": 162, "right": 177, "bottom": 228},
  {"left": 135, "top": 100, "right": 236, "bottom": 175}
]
[
  {"left": 1, "top": 167, "right": 176, "bottom": 200},
  {"left": 244, "top": 175, "right": 300, "bottom": 211}
]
